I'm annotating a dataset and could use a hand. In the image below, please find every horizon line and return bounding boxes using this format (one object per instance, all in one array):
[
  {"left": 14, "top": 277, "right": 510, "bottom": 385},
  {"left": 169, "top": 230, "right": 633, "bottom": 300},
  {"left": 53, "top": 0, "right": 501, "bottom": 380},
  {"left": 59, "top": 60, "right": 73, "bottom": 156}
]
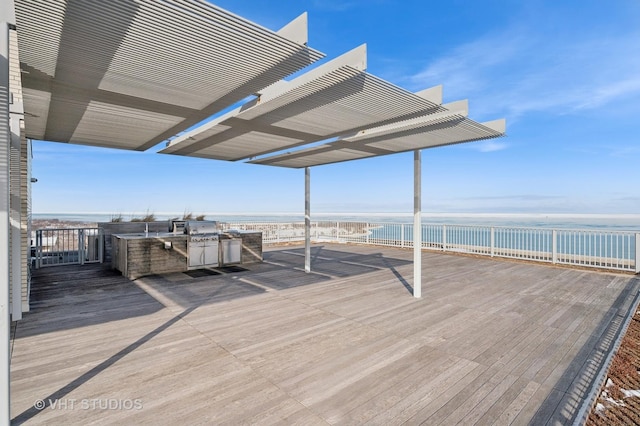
[{"left": 32, "top": 212, "right": 640, "bottom": 219}]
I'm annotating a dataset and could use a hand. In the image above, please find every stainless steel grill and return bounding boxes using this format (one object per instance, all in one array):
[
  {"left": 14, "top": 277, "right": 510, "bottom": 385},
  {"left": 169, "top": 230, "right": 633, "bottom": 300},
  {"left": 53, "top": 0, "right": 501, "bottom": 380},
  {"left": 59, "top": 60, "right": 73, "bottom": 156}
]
[
  {"left": 185, "top": 222, "right": 220, "bottom": 268},
  {"left": 184, "top": 221, "right": 218, "bottom": 240}
]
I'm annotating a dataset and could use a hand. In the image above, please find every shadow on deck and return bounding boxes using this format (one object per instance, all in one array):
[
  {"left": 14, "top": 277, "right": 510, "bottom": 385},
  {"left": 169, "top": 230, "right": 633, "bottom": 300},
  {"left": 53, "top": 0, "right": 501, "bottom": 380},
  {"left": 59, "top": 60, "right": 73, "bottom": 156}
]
[
  {"left": 21, "top": 264, "right": 164, "bottom": 338},
  {"left": 134, "top": 245, "right": 414, "bottom": 312}
]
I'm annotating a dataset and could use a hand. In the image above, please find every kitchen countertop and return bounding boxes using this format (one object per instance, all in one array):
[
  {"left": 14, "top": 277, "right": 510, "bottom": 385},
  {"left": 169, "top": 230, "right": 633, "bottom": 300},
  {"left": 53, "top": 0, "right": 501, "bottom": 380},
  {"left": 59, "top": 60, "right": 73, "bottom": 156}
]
[
  {"left": 113, "top": 230, "right": 262, "bottom": 240},
  {"left": 113, "top": 232, "right": 188, "bottom": 240}
]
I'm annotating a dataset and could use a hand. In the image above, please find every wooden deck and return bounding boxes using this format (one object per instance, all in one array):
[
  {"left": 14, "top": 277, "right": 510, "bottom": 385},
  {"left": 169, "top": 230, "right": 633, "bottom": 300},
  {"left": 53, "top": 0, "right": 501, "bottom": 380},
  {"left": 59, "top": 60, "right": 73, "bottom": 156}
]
[{"left": 10, "top": 244, "right": 640, "bottom": 425}]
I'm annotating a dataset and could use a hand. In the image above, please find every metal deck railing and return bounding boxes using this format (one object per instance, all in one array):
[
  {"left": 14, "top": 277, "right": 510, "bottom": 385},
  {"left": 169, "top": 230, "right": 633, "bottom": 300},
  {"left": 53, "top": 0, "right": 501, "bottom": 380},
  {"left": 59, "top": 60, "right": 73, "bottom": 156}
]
[
  {"left": 33, "top": 228, "right": 104, "bottom": 268},
  {"left": 219, "top": 221, "right": 639, "bottom": 273},
  {"left": 31, "top": 222, "right": 638, "bottom": 273}
]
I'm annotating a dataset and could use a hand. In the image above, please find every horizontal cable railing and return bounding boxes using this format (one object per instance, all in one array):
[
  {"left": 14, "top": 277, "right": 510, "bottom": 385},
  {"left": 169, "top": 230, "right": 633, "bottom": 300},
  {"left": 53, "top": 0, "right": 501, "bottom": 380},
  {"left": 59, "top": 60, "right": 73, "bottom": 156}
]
[{"left": 220, "top": 221, "right": 639, "bottom": 273}]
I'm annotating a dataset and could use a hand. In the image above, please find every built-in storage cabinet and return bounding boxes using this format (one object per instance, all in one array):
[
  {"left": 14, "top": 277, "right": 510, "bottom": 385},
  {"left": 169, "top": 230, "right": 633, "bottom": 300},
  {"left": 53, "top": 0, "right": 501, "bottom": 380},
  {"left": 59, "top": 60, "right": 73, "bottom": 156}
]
[
  {"left": 222, "top": 239, "right": 241, "bottom": 264},
  {"left": 188, "top": 240, "right": 219, "bottom": 268}
]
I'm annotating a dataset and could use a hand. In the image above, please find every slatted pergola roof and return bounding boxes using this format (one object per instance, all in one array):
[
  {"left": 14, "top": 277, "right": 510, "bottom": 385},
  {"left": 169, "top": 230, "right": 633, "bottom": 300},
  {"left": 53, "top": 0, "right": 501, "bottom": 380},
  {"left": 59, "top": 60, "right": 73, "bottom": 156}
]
[
  {"left": 251, "top": 103, "right": 506, "bottom": 168},
  {"left": 14, "top": 0, "right": 323, "bottom": 151},
  {"left": 159, "top": 45, "right": 447, "bottom": 160}
]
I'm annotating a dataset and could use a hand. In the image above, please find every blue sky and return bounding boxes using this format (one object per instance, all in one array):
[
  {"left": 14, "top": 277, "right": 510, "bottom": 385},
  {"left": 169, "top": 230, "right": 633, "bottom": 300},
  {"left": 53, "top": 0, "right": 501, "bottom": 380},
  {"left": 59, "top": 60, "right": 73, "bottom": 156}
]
[{"left": 32, "top": 0, "right": 640, "bottom": 216}]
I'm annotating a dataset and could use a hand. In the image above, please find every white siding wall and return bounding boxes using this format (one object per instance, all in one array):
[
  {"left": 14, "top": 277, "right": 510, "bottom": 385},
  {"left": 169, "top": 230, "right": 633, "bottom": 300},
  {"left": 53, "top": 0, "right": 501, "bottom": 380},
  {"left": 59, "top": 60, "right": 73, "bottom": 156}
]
[
  {"left": 8, "top": 28, "right": 29, "bottom": 316},
  {"left": 22, "top": 130, "right": 30, "bottom": 312}
]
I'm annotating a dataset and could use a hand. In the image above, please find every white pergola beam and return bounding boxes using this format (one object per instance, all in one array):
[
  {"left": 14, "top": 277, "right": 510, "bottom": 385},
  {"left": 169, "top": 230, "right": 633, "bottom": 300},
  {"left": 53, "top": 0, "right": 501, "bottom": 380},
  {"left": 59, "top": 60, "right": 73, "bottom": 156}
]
[
  {"left": 481, "top": 118, "right": 507, "bottom": 133},
  {"left": 415, "top": 85, "right": 442, "bottom": 105},
  {"left": 257, "top": 44, "right": 367, "bottom": 102},
  {"left": 276, "top": 12, "right": 309, "bottom": 45}
]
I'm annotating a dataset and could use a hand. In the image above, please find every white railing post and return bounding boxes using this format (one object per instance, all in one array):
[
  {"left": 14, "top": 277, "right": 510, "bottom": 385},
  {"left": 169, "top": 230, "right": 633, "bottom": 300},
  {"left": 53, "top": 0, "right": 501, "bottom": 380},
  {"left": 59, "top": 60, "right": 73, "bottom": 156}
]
[
  {"left": 490, "top": 227, "right": 495, "bottom": 257},
  {"left": 79, "top": 229, "right": 85, "bottom": 265},
  {"left": 442, "top": 225, "right": 447, "bottom": 251},
  {"left": 635, "top": 233, "right": 639, "bottom": 273},
  {"left": 366, "top": 223, "right": 370, "bottom": 244},
  {"left": 99, "top": 229, "right": 104, "bottom": 263},
  {"left": 552, "top": 229, "right": 558, "bottom": 264},
  {"left": 35, "top": 229, "right": 40, "bottom": 268},
  {"left": 336, "top": 221, "right": 340, "bottom": 243},
  {"left": 401, "top": 223, "right": 405, "bottom": 248}
]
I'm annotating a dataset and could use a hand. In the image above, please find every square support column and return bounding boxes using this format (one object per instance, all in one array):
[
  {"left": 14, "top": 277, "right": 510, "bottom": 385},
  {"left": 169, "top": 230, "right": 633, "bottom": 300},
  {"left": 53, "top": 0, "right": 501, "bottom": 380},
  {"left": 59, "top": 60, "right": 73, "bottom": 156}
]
[
  {"left": 413, "top": 150, "right": 422, "bottom": 298},
  {"left": 304, "top": 167, "right": 311, "bottom": 273}
]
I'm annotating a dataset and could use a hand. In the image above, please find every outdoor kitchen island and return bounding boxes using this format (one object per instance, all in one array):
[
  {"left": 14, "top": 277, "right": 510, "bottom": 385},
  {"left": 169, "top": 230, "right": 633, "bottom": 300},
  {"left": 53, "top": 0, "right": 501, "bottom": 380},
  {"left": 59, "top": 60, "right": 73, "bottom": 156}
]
[{"left": 111, "top": 224, "right": 262, "bottom": 280}]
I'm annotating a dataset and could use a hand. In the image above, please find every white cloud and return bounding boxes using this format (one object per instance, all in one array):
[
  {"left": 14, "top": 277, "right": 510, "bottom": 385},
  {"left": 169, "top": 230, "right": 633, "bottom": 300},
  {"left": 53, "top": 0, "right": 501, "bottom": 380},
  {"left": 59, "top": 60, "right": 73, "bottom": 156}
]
[
  {"left": 576, "top": 77, "right": 640, "bottom": 110},
  {"left": 409, "top": 29, "right": 526, "bottom": 97},
  {"left": 408, "top": 25, "right": 640, "bottom": 120},
  {"left": 607, "top": 145, "right": 640, "bottom": 157},
  {"left": 429, "top": 193, "right": 640, "bottom": 214},
  {"left": 473, "top": 140, "right": 508, "bottom": 153}
]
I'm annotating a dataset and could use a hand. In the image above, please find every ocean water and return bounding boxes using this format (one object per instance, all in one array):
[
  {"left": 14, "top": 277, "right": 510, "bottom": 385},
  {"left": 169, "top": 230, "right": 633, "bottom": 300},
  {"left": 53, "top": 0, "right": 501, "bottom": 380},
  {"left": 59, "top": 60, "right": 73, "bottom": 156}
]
[{"left": 32, "top": 212, "right": 640, "bottom": 231}]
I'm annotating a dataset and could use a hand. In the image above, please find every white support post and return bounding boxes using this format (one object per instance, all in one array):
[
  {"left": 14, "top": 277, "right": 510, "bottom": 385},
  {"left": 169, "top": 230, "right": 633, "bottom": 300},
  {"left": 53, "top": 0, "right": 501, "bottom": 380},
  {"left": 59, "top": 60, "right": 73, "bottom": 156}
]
[
  {"left": 442, "top": 225, "right": 447, "bottom": 251},
  {"left": 99, "top": 230, "right": 104, "bottom": 263},
  {"left": 35, "top": 229, "right": 41, "bottom": 269},
  {"left": 413, "top": 150, "right": 422, "bottom": 298},
  {"left": 1, "top": 5, "right": 14, "bottom": 422},
  {"left": 490, "top": 227, "right": 495, "bottom": 257},
  {"left": 79, "top": 229, "right": 85, "bottom": 265},
  {"left": 304, "top": 167, "right": 311, "bottom": 273},
  {"left": 635, "top": 233, "right": 639, "bottom": 273},
  {"left": 552, "top": 229, "right": 558, "bottom": 264}
]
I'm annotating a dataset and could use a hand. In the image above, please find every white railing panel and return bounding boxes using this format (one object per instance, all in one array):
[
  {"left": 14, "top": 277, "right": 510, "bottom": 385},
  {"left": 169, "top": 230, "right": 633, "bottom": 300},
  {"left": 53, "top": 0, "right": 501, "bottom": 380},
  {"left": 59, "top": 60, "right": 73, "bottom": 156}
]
[
  {"left": 555, "top": 229, "right": 635, "bottom": 271},
  {"left": 34, "top": 228, "right": 103, "bottom": 267},
  {"left": 444, "top": 225, "right": 492, "bottom": 256},
  {"left": 493, "top": 227, "right": 553, "bottom": 263}
]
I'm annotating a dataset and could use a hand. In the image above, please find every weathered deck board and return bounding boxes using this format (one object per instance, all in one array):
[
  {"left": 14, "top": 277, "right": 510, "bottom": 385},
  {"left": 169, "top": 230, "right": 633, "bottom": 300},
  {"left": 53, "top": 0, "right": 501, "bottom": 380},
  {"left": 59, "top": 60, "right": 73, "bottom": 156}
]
[{"left": 10, "top": 243, "right": 640, "bottom": 424}]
